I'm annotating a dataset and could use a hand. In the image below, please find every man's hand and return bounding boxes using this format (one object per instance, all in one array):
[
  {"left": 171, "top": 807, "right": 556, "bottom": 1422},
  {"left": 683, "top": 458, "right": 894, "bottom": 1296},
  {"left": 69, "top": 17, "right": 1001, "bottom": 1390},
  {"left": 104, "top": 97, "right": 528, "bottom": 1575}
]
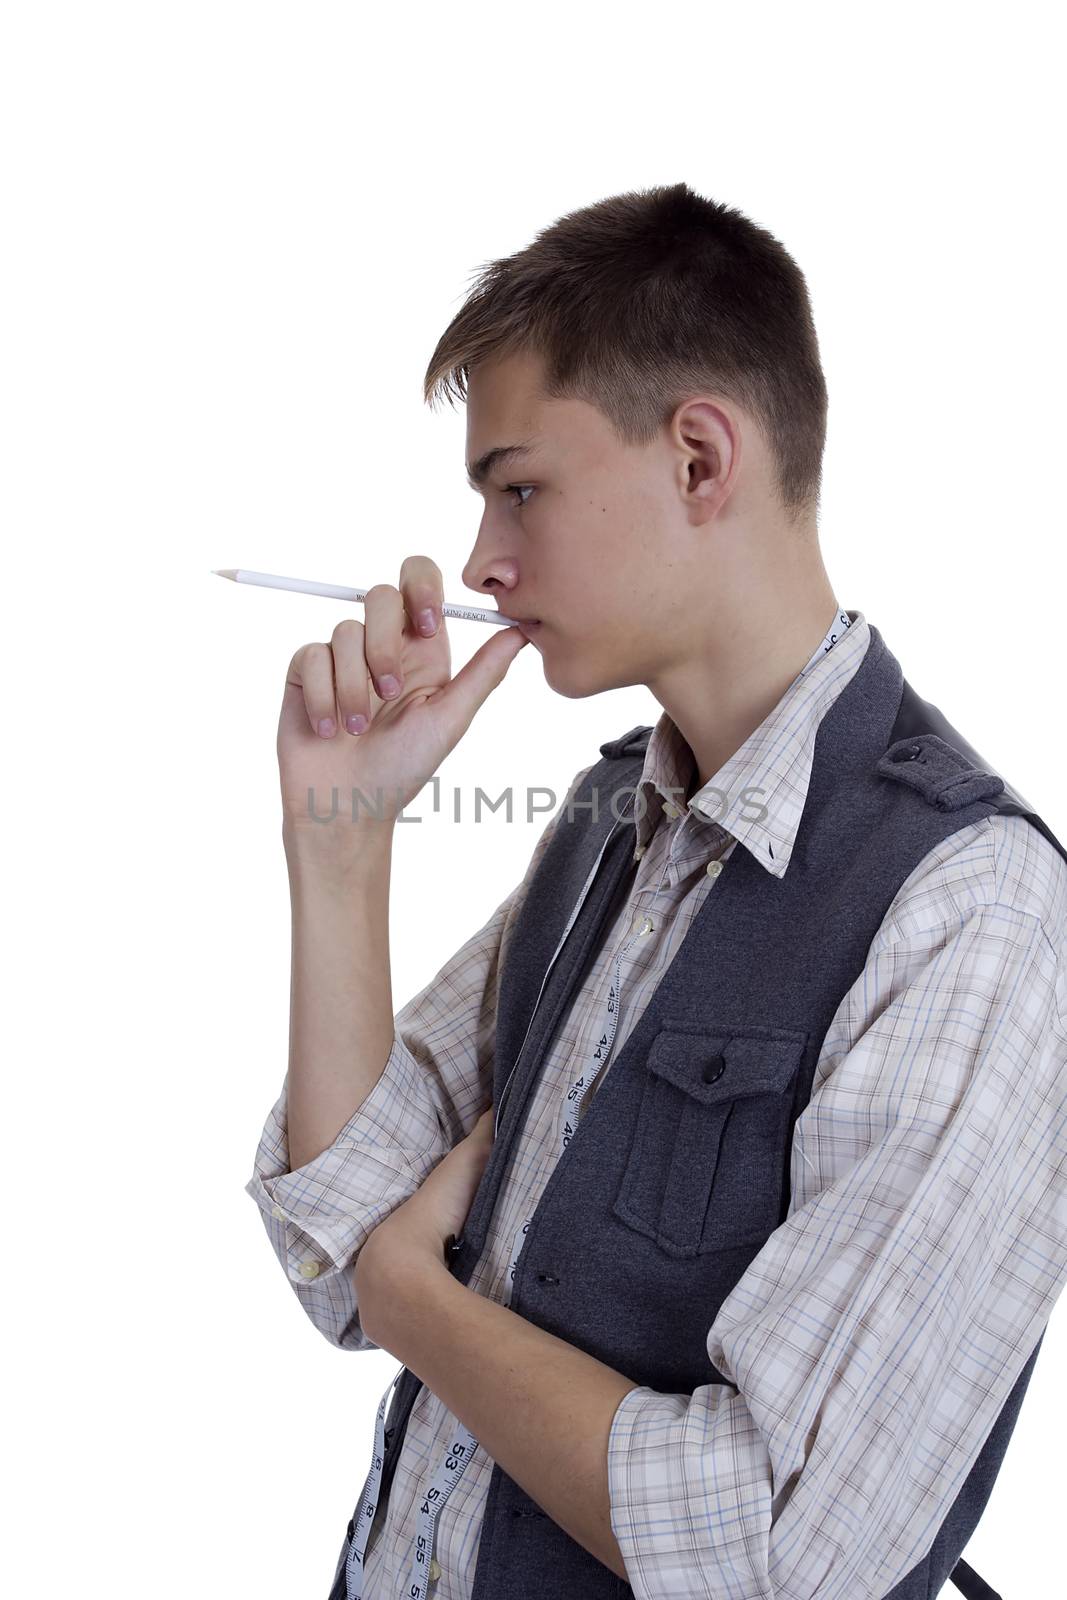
[
  {"left": 278, "top": 554, "right": 530, "bottom": 837},
  {"left": 354, "top": 1107, "right": 495, "bottom": 1340}
]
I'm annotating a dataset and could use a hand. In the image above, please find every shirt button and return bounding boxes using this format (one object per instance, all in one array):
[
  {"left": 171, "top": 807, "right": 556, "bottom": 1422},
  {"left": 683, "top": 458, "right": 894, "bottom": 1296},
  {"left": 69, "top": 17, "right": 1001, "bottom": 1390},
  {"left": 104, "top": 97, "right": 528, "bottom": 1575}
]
[
  {"left": 633, "top": 843, "right": 647, "bottom": 859},
  {"left": 706, "top": 859, "right": 724, "bottom": 877},
  {"left": 664, "top": 802, "right": 680, "bottom": 818},
  {"left": 298, "top": 1259, "right": 320, "bottom": 1279},
  {"left": 429, "top": 1557, "right": 442, "bottom": 1581},
  {"left": 271, "top": 1204, "right": 286, "bottom": 1220}
]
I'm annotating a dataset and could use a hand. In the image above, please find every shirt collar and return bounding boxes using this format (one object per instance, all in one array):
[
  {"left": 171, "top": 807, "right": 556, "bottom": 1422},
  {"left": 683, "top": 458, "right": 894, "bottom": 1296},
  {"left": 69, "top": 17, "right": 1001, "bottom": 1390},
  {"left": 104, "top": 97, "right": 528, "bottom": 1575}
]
[{"left": 632, "top": 605, "right": 870, "bottom": 878}]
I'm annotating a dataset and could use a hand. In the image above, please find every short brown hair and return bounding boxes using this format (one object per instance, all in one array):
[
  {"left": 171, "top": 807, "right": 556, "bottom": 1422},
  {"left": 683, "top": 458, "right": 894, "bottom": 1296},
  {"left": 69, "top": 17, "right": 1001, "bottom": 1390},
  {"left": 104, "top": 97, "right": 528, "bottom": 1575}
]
[{"left": 423, "top": 181, "right": 828, "bottom": 526}]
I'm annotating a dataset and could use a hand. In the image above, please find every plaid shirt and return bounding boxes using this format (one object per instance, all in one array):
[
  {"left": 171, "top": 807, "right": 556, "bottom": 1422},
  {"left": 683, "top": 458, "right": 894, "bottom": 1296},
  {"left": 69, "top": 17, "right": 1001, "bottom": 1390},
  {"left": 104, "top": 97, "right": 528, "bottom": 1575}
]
[{"left": 246, "top": 607, "right": 1067, "bottom": 1599}]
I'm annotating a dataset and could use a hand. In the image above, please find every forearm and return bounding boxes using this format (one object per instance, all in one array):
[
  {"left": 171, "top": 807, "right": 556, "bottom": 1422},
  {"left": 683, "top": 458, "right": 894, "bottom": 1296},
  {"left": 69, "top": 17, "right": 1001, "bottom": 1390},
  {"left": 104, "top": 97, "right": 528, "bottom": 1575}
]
[
  {"left": 362, "top": 1250, "right": 637, "bottom": 1584},
  {"left": 283, "top": 822, "right": 396, "bottom": 1171}
]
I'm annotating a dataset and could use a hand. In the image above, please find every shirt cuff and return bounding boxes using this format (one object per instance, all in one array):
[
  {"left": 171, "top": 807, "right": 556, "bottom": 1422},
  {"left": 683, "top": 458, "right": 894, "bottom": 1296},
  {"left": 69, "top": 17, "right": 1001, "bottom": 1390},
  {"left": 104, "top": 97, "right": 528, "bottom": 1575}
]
[
  {"left": 245, "top": 1033, "right": 446, "bottom": 1286},
  {"left": 606, "top": 1381, "right": 776, "bottom": 1600}
]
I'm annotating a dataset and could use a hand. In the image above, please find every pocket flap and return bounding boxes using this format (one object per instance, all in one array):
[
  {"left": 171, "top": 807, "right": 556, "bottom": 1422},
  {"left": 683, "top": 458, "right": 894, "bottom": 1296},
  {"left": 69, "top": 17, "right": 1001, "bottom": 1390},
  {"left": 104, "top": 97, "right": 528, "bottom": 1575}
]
[{"left": 646, "top": 1021, "right": 809, "bottom": 1106}]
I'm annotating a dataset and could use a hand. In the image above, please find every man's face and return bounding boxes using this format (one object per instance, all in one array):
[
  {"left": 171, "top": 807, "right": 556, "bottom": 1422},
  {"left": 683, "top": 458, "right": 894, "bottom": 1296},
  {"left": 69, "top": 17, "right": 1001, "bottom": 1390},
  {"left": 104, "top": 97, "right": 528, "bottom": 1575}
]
[{"left": 462, "top": 348, "right": 703, "bottom": 698}]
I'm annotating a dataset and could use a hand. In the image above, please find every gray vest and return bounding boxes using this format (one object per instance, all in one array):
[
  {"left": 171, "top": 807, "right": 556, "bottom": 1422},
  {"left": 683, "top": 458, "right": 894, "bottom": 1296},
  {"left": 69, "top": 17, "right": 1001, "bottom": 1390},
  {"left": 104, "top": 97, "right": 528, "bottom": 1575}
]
[{"left": 329, "top": 619, "right": 1066, "bottom": 1600}]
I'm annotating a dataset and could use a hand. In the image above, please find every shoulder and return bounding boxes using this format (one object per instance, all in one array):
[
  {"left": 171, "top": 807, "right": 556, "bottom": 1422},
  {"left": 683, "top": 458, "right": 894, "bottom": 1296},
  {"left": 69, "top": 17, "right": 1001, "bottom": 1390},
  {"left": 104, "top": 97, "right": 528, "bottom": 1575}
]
[{"left": 875, "top": 810, "right": 1067, "bottom": 962}]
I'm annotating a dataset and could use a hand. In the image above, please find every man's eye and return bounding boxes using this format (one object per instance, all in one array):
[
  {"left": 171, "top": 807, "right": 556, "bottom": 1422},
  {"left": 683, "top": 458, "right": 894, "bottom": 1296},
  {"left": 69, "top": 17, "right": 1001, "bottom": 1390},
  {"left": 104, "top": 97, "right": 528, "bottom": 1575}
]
[{"left": 503, "top": 485, "right": 534, "bottom": 508}]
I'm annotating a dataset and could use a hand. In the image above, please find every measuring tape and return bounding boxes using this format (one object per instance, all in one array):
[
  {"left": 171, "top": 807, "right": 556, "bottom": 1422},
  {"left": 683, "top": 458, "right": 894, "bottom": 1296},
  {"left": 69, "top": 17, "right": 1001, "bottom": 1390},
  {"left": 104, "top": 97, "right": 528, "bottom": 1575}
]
[{"left": 343, "top": 860, "right": 688, "bottom": 1598}]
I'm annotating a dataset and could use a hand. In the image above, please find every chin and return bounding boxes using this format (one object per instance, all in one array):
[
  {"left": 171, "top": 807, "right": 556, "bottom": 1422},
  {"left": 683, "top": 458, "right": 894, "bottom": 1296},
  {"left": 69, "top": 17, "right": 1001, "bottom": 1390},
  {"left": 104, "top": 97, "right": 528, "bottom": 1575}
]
[{"left": 540, "top": 651, "right": 623, "bottom": 700}]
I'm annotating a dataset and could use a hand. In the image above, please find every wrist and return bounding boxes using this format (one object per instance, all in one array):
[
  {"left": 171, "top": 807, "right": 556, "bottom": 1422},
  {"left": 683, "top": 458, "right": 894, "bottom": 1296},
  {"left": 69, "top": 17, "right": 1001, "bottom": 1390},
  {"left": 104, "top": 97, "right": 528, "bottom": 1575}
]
[{"left": 283, "top": 814, "right": 394, "bottom": 874}]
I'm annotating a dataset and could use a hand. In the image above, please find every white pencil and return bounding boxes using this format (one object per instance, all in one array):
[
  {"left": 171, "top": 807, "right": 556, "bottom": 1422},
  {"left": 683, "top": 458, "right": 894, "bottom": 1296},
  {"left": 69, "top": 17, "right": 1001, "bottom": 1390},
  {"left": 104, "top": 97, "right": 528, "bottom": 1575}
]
[{"left": 211, "top": 567, "right": 522, "bottom": 627}]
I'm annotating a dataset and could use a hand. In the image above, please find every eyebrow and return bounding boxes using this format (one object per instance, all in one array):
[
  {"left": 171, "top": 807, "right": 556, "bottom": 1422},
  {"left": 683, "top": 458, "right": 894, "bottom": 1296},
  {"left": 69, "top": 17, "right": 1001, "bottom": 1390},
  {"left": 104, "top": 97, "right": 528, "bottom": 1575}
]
[{"left": 465, "top": 442, "right": 536, "bottom": 489}]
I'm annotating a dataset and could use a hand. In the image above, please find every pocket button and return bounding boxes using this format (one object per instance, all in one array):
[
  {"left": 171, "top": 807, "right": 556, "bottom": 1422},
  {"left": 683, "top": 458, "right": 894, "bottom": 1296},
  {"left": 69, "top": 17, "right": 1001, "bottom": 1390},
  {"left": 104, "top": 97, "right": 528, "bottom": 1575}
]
[{"left": 702, "top": 1052, "right": 726, "bottom": 1084}]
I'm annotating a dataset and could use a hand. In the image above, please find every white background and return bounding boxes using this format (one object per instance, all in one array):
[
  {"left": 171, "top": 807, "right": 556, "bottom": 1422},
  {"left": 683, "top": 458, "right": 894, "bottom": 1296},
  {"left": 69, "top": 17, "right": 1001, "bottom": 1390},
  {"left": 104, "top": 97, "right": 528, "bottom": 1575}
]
[{"left": 3, "top": 3, "right": 1063, "bottom": 1595}]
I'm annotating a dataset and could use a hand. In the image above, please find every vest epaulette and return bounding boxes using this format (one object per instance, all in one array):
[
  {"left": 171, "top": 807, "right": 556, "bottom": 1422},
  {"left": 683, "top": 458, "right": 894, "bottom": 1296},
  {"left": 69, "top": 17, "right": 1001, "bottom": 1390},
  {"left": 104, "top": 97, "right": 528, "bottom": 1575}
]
[
  {"left": 598, "top": 724, "right": 654, "bottom": 760},
  {"left": 876, "top": 734, "right": 1007, "bottom": 811}
]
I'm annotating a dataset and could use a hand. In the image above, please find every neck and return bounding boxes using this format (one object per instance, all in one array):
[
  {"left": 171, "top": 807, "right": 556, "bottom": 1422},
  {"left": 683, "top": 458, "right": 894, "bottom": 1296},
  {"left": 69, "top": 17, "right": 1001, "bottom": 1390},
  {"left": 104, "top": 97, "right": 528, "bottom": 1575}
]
[{"left": 647, "top": 554, "right": 841, "bottom": 792}]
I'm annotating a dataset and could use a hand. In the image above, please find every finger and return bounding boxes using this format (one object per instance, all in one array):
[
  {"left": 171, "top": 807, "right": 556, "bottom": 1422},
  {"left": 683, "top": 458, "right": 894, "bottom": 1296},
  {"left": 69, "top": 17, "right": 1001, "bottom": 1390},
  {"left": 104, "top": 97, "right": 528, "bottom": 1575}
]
[
  {"left": 362, "top": 583, "right": 406, "bottom": 701},
  {"left": 398, "top": 553, "right": 445, "bottom": 638},
  {"left": 431, "top": 625, "right": 529, "bottom": 749},
  {"left": 330, "top": 617, "right": 371, "bottom": 735},
  {"left": 286, "top": 641, "right": 339, "bottom": 738}
]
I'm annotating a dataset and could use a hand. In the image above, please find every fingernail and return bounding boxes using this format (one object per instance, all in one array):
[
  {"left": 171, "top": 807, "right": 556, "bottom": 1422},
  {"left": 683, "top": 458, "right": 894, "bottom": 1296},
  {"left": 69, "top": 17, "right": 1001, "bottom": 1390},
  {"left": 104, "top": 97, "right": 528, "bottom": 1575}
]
[
  {"left": 346, "top": 713, "right": 368, "bottom": 735},
  {"left": 378, "top": 674, "right": 400, "bottom": 698},
  {"left": 317, "top": 717, "right": 335, "bottom": 738},
  {"left": 418, "top": 608, "right": 437, "bottom": 636}
]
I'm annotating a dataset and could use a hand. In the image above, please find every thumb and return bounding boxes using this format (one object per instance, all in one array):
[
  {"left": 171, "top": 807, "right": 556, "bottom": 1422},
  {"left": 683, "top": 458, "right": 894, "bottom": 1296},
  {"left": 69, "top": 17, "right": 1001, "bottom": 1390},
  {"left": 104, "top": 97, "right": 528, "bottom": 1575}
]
[{"left": 432, "top": 625, "right": 531, "bottom": 749}]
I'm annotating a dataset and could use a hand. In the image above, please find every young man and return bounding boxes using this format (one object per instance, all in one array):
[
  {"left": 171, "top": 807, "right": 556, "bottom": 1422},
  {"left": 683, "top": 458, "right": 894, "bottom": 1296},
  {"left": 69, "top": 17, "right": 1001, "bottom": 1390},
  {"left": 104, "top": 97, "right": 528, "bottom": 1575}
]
[{"left": 246, "top": 182, "right": 1067, "bottom": 1600}]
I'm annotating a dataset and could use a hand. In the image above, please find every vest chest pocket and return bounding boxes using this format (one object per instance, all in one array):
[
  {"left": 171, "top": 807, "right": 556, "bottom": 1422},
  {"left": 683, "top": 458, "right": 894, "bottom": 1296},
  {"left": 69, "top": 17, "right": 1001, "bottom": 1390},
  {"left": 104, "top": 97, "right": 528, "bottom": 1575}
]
[{"left": 611, "top": 1022, "right": 809, "bottom": 1259}]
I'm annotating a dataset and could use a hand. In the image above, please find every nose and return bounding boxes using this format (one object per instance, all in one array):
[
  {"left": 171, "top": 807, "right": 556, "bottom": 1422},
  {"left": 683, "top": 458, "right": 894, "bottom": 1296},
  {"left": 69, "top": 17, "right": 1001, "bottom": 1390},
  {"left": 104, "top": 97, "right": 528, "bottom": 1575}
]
[{"left": 461, "top": 541, "right": 521, "bottom": 607}]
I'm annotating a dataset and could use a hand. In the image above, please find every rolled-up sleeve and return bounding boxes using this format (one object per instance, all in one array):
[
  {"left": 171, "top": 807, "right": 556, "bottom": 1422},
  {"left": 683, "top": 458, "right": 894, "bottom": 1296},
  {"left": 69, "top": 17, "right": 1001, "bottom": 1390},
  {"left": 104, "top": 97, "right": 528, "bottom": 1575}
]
[
  {"left": 609, "top": 1381, "right": 775, "bottom": 1597},
  {"left": 607, "top": 825, "right": 1066, "bottom": 1599},
  {"left": 245, "top": 761, "right": 597, "bottom": 1351},
  {"left": 245, "top": 1030, "right": 460, "bottom": 1351}
]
